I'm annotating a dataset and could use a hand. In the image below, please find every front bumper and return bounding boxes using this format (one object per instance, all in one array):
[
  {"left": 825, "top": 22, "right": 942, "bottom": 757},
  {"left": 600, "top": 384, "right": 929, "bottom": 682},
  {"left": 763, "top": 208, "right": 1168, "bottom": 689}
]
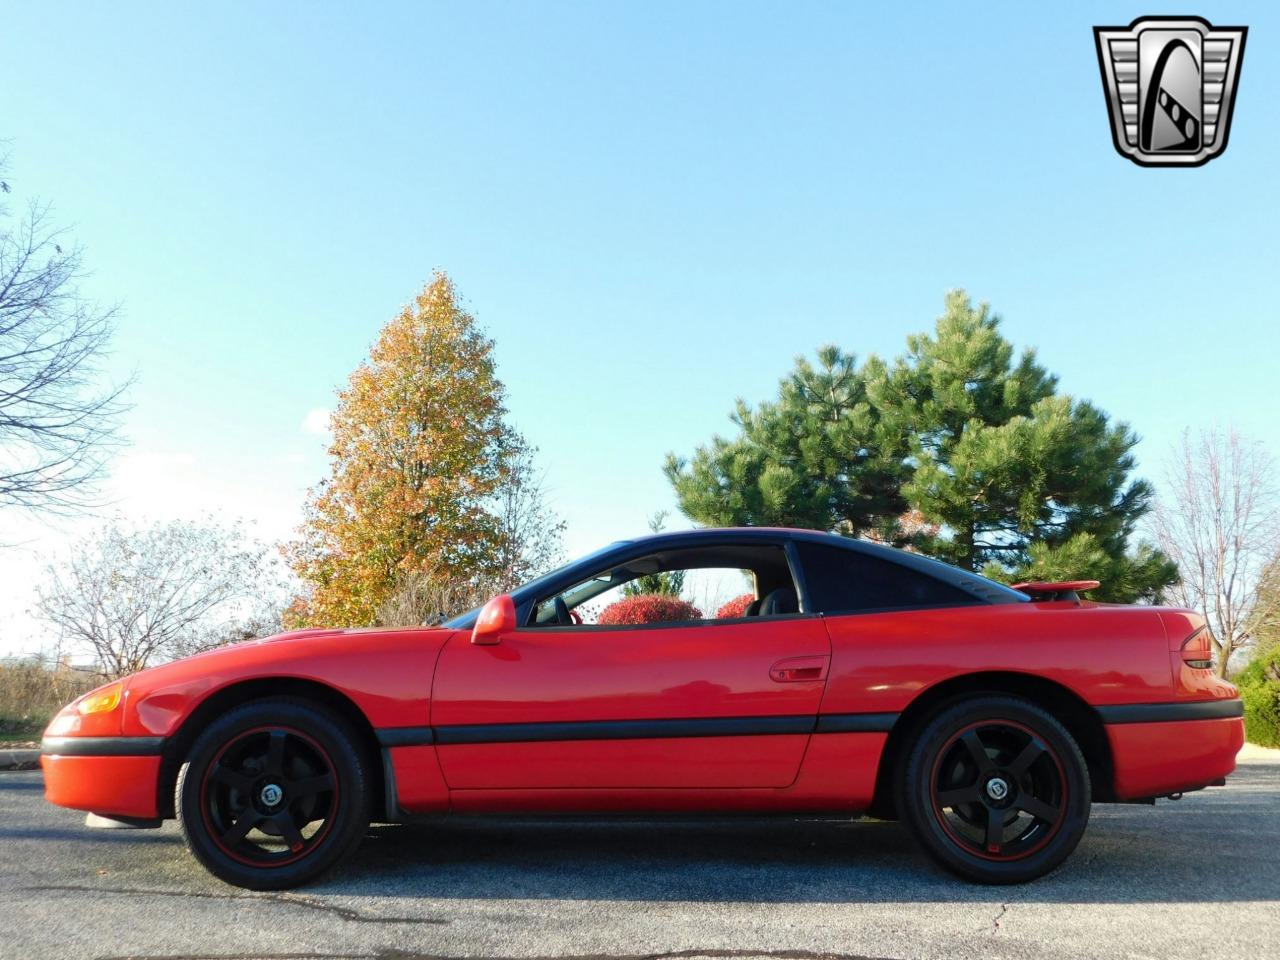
[{"left": 41, "top": 737, "right": 165, "bottom": 819}]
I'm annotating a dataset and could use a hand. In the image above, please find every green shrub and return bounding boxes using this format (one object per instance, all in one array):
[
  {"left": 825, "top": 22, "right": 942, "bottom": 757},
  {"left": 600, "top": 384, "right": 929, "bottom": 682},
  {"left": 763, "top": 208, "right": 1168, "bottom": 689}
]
[{"left": 1236, "top": 652, "right": 1280, "bottom": 748}]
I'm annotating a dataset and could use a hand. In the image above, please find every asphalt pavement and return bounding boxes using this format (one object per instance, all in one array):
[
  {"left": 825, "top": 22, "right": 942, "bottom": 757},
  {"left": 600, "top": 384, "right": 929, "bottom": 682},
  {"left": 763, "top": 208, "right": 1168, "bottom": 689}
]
[{"left": 1, "top": 751, "right": 1276, "bottom": 960}]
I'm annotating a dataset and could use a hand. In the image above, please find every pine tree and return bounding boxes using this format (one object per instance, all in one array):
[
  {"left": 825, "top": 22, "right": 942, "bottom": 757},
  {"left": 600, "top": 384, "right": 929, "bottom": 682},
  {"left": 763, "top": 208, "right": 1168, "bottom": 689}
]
[
  {"left": 891, "top": 293, "right": 1174, "bottom": 600},
  {"left": 666, "top": 291, "right": 1177, "bottom": 602},
  {"left": 664, "top": 346, "right": 908, "bottom": 537},
  {"left": 286, "top": 273, "right": 520, "bottom": 626},
  {"left": 622, "top": 512, "right": 686, "bottom": 597}
]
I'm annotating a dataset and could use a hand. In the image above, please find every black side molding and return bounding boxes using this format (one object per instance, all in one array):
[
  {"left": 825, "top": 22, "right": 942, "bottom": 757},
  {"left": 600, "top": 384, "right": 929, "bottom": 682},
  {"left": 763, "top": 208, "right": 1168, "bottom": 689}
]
[
  {"left": 1096, "top": 699, "right": 1244, "bottom": 724},
  {"left": 431, "top": 714, "right": 816, "bottom": 745},
  {"left": 418, "top": 712, "right": 901, "bottom": 746},
  {"left": 375, "top": 726, "right": 435, "bottom": 748},
  {"left": 815, "top": 713, "right": 899, "bottom": 734},
  {"left": 42, "top": 711, "right": 905, "bottom": 761},
  {"left": 41, "top": 736, "right": 167, "bottom": 757}
]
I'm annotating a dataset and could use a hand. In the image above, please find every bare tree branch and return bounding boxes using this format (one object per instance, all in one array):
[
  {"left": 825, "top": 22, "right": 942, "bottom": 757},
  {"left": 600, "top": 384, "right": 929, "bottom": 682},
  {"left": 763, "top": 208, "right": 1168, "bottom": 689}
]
[
  {"left": 490, "top": 442, "right": 566, "bottom": 592},
  {"left": 0, "top": 151, "right": 131, "bottom": 514},
  {"left": 1152, "top": 428, "right": 1280, "bottom": 676},
  {"left": 36, "top": 519, "right": 292, "bottom": 677}
]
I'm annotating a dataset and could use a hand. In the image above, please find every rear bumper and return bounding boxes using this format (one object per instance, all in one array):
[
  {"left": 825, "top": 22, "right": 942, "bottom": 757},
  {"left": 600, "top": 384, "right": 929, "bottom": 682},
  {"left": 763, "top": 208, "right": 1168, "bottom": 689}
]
[
  {"left": 1106, "top": 711, "right": 1244, "bottom": 801},
  {"left": 41, "top": 737, "right": 165, "bottom": 819}
]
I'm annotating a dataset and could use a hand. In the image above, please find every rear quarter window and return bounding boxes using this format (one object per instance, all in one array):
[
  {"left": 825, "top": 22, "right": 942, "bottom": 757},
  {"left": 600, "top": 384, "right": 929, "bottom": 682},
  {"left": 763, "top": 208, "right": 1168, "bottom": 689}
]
[{"left": 795, "top": 542, "right": 979, "bottom": 614}]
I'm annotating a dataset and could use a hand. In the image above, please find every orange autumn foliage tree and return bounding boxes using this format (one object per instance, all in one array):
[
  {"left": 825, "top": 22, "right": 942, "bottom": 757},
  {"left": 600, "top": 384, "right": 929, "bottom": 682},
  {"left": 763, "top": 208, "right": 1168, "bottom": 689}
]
[{"left": 286, "top": 273, "right": 519, "bottom": 627}]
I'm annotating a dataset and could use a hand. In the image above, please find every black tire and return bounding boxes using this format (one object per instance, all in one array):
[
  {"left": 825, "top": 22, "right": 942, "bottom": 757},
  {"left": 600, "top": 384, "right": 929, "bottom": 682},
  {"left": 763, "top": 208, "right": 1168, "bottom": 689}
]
[
  {"left": 896, "top": 695, "right": 1090, "bottom": 884},
  {"left": 175, "top": 697, "right": 371, "bottom": 890}
]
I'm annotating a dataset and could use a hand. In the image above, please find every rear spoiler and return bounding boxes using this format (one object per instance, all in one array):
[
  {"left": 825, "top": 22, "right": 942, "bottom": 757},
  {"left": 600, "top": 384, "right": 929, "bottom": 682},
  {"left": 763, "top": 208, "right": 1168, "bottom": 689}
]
[{"left": 1010, "top": 580, "right": 1100, "bottom": 602}]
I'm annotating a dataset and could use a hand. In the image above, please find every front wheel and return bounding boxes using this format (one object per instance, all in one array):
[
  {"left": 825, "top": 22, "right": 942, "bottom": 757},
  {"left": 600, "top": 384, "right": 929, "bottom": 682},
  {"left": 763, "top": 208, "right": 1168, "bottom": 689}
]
[
  {"left": 897, "top": 695, "right": 1091, "bottom": 884},
  {"left": 176, "top": 698, "right": 371, "bottom": 889}
]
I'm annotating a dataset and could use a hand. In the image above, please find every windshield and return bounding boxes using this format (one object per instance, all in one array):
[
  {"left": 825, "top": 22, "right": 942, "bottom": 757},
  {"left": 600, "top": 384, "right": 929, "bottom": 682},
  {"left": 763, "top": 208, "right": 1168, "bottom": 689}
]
[{"left": 441, "top": 540, "right": 630, "bottom": 628}]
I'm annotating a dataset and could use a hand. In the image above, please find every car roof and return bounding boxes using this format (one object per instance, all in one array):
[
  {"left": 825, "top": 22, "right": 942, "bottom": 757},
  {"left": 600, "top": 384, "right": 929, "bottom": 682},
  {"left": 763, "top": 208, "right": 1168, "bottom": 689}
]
[{"left": 558, "top": 527, "right": 1027, "bottom": 604}]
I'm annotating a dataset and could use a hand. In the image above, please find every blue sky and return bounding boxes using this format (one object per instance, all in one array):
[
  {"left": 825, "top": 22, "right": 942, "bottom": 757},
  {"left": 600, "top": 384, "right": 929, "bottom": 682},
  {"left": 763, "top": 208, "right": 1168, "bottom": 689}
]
[{"left": 1, "top": 2, "right": 1276, "bottom": 653}]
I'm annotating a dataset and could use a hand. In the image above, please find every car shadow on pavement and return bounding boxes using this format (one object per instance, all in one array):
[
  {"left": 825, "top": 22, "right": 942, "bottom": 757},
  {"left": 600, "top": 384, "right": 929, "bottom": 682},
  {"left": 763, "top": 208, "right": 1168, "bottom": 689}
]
[
  {"left": 7, "top": 760, "right": 1275, "bottom": 906},
  {"left": 318, "top": 759, "right": 1279, "bottom": 906}
]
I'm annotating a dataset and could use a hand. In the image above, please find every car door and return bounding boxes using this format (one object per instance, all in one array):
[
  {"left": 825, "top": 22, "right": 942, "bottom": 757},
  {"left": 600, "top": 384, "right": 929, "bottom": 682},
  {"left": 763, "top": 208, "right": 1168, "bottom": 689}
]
[{"left": 430, "top": 613, "right": 831, "bottom": 790}]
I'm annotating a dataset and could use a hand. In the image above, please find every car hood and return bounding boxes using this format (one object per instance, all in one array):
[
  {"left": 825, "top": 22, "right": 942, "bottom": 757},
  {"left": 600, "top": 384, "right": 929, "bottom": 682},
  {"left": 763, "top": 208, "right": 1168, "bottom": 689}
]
[
  {"left": 215, "top": 622, "right": 454, "bottom": 653},
  {"left": 124, "top": 623, "right": 456, "bottom": 683}
]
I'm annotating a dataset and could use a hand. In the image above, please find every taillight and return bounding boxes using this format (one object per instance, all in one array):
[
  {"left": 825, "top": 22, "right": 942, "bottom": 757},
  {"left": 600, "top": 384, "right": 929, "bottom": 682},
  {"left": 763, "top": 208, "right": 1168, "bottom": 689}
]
[{"left": 1180, "top": 627, "right": 1214, "bottom": 670}]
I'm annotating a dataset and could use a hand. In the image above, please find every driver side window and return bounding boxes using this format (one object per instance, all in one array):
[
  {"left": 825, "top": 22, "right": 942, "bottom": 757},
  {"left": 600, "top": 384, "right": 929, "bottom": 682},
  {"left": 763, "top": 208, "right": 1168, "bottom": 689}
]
[{"left": 529, "top": 544, "right": 800, "bottom": 628}]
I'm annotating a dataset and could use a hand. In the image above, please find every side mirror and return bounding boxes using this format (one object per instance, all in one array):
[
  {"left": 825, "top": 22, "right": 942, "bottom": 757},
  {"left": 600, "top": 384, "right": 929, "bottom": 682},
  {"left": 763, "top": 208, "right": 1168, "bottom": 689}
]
[{"left": 471, "top": 594, "right": 516, "bottom": 645}]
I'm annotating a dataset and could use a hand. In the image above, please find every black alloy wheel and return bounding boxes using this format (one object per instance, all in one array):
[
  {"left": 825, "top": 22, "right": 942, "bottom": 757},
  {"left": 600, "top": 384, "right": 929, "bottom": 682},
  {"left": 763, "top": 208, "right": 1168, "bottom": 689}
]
[
  {"left": 898, "top": 695, "right": 1091, "bottom": 883},
  {"left": 177, "top": 698, "right": 371, "bottom": 889}
]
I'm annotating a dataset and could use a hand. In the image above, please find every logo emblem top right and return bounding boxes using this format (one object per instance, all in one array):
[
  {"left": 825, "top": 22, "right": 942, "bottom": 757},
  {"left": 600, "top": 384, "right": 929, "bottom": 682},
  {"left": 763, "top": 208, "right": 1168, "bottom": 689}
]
[{"left": 1094, "top": 16, "right": 1247, "bottom": 167}]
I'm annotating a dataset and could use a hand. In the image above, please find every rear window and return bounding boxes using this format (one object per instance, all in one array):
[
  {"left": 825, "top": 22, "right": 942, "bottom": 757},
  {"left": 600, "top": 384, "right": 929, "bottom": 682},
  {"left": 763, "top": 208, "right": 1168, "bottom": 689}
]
[{"left": 795, "top": 542, "right": 979, "bottom": 614}]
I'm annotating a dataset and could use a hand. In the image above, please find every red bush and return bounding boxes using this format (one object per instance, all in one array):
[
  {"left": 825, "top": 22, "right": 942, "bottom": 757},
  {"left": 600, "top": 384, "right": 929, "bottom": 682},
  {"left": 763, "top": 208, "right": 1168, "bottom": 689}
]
[
  {"left": 597, "top": 593, "right": 703, "bottom": 625},
  {"left": 715, "top": 593, "right": 756, "bottom": 619}
]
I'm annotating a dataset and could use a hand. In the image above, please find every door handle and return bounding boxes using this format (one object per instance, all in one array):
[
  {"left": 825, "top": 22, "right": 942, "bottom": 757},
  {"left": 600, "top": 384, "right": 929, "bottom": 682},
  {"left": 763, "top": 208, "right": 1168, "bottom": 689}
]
[{"left": 769, "top": 656, "right": 829, "bottom": 683}]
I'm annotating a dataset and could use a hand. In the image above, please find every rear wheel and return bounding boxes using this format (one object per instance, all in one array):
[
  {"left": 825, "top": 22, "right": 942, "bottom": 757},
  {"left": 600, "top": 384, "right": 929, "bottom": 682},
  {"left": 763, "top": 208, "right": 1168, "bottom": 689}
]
[
  {"left": 176, "top": 698, "right": 371, "bottom": 889},
  {"left": 897, "top": 696, "right": 1090, "bottom": 883}
]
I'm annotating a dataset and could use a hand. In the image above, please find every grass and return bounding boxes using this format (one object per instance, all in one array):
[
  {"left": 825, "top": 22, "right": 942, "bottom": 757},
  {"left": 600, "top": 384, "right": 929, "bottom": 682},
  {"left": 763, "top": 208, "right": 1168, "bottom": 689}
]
[
  {"left": 0, "top": 658, "right": 102, "bottom": 745},
  {"left": 0, "top": 716, "right": 49, "bottom": 743}
]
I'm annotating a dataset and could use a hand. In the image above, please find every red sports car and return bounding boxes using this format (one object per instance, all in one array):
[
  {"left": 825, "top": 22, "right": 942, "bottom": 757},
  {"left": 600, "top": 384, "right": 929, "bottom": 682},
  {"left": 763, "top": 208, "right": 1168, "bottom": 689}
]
[{"left": 41, "top": 527, "right": 1243, "bottom": 889}]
